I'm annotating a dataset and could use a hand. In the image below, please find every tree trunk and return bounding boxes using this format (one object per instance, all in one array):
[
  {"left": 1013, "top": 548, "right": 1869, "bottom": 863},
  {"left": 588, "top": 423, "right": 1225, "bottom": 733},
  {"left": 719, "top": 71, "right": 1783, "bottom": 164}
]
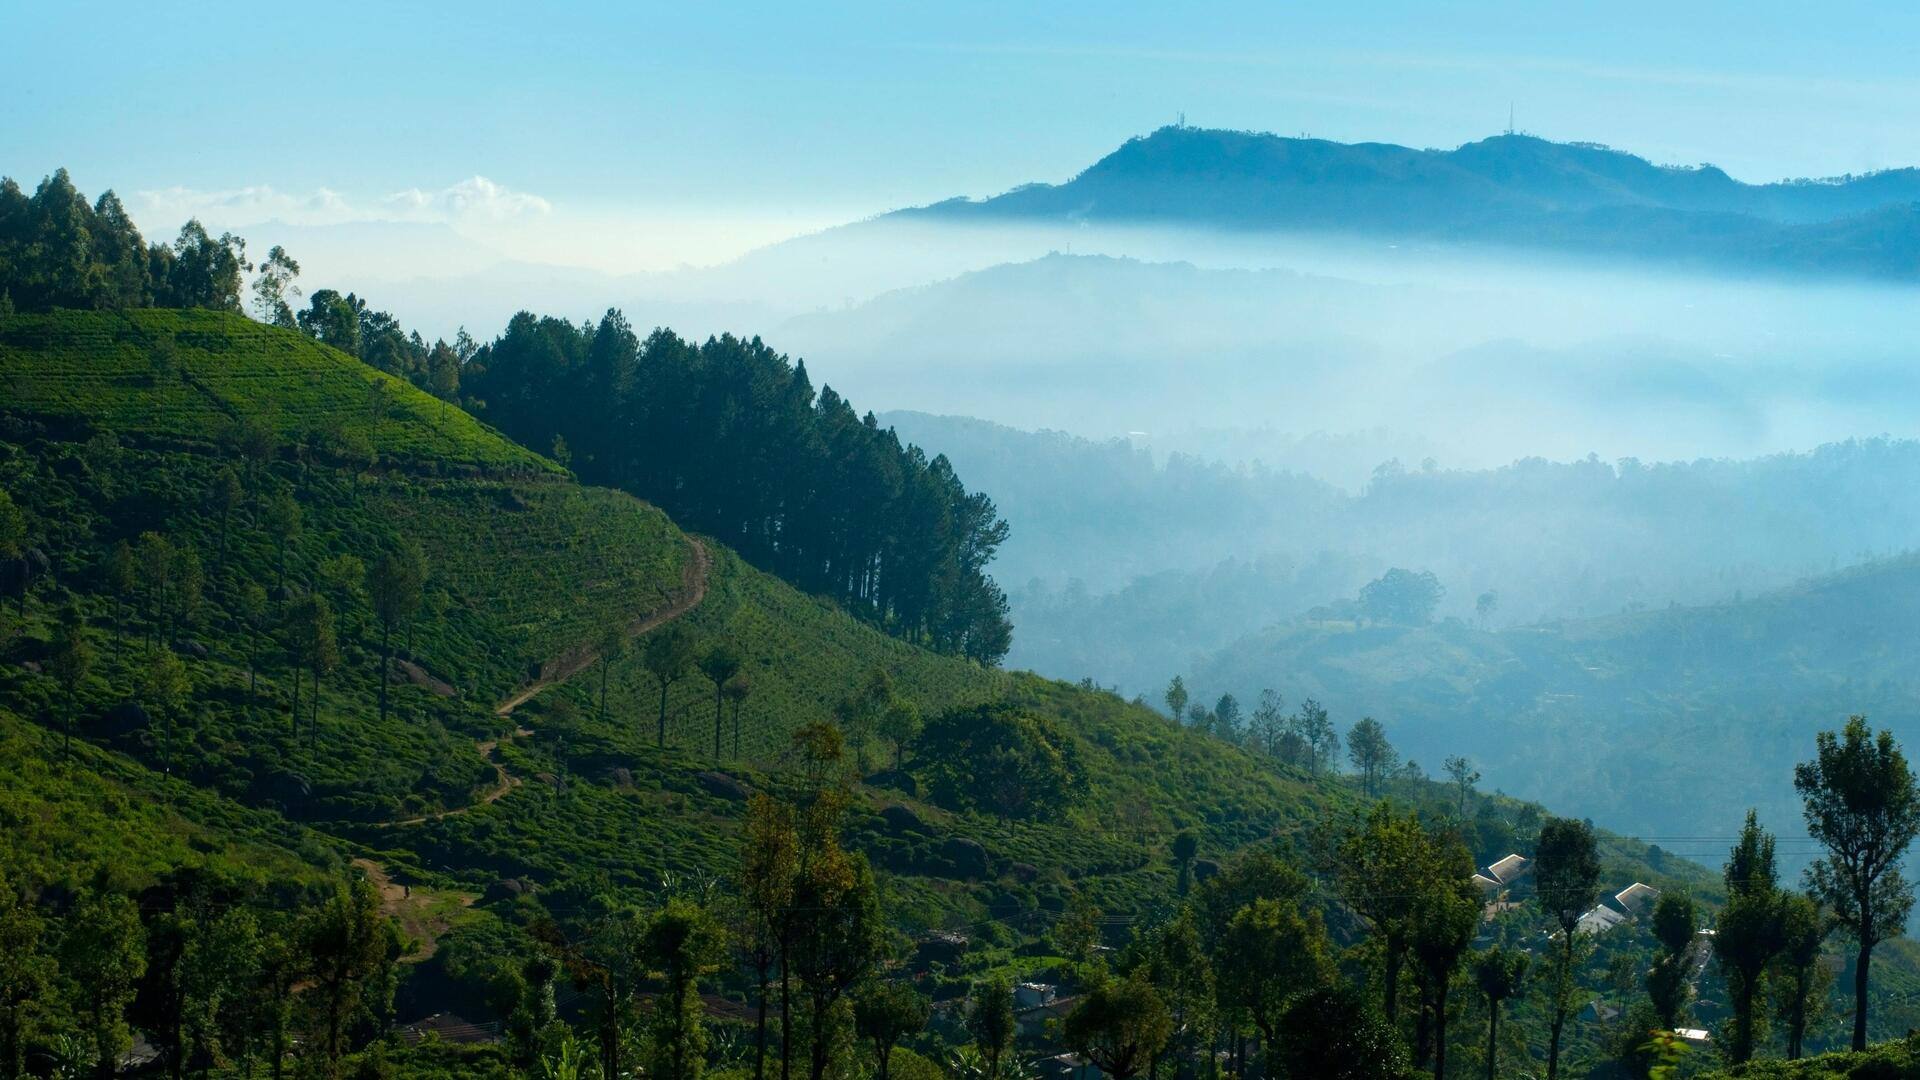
[
  {"left": 1411, "top": 969, "right": 1431, "bottom": 1068},
  {"left": 714, "top": 683, "right": 725, "bottom": 760},
  {"left": 659, "top": 679, "right": 671, "bottom": 747},
  {"left": 1485, "top": 1002, "right": 1499, "bottom": 1080},
  {"left": 1547, "top": 935, "right": 1572, "bottom": 1080},
  {"left": 1383, "top": 937, "right": 1403, "bottom": 1025},
  {"left": 1547, "top": 1009, "right": 1565, "bottom": 1080},
  {"left": 1788, "top": 975, "right": 1806, "bottom": 1058},
  {"left": 779, "top": 940, "right": 792, "bottom": 1080},
  {"left": 1733, "top": 978, "right": 1757, "bottom": 1062},
  {"left": 1855, "top": 939, "right": 1872, "bottom": 1052},
  {"left": 378, "top": 619, "right": 391, "bottom": 726},
  {"left": 1431, "top": 980, "right": 1449, "bottom": 1080},
  {"left": 600, "top": 1004, "right": 620, "bottom": 1080},
  {"left": 600, "top": 661, "right": 609, "bottom": 723},
  {"left": 290, "top": 665, "right": 301, "bottom": 737},
  {"left": 809, "top": 996, "right": 829, "bottom": 1080},
  {"left": 754, "top": 956, "right": 771, "bottom": 1080}
]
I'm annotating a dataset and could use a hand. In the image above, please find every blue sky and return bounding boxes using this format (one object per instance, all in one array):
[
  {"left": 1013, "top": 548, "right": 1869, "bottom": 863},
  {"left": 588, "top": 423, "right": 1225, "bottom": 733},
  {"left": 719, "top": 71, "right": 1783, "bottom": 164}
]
[{"left": 12, "top": 1, "right": 1920, "bottom": 268}]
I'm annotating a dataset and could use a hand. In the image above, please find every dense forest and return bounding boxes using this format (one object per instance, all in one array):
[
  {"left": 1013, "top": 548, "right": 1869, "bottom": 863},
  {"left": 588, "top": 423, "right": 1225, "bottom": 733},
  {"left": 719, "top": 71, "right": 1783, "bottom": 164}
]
[
  {"left": 0, "top": 168, "right": 1012, "bottom": 664},
  {"left": 460, "top": 315, "right": 1013, "bottom": 663}
]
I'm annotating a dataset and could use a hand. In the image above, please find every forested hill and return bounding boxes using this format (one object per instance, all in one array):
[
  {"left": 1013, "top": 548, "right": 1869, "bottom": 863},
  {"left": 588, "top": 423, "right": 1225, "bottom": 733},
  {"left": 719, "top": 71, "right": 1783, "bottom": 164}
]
[
  {"left": 1186, "top": 553, "right": 1920, "bottom": 858},
  {"left": 461, "top": 313, "right": 1013, "bottom": 663},
  {"left": 0, "top": 168, "right": 1013, "bottom": 663},
  {"left": 900, "top": 125, "right": 1920, "bottom": 279}
]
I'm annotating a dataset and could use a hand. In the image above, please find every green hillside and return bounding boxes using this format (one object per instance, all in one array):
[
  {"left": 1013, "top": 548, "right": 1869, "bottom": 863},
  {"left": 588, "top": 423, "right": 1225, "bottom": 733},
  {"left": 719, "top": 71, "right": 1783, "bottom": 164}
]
[
  {"left": 1192, "top": 555, "right": 1920, "bottom": 857},
  {"left": 0, "top": 308, "right": 1379, "bottom": 904},
  {"left": 0, "top": 309, "right": 558, "bottom": 475},
  {"left": 1, "top": 308, "right": 1785, "bottom": 1077}
]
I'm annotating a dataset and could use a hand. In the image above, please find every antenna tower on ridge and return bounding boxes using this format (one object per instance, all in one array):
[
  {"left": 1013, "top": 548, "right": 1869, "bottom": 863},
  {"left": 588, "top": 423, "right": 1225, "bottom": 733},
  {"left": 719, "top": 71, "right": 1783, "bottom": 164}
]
[{"left": 1507, "top": 103, "right": 1515, "bottom": 136}]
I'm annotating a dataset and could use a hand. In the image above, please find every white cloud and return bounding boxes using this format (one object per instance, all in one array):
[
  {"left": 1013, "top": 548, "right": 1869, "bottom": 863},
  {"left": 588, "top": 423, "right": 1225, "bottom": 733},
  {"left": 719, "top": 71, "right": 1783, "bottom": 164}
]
[
  {"left": 132, "top": 176, "right": 551, "bottom": 229},
  {"left": 381, "top": 176, "right": 551, "bottom": 222}
]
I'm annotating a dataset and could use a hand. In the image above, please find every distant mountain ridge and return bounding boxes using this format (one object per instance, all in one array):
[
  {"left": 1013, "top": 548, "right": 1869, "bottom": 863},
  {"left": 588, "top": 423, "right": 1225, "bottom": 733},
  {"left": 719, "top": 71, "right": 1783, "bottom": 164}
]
[{"left": 898, "top": 126, "right": 1920, "bottom": 278}]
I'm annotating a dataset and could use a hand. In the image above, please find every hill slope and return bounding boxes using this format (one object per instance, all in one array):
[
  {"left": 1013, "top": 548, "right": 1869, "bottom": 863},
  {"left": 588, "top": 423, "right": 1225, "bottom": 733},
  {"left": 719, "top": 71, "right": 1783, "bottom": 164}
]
[
  {"left": 7, "top": 309, "right": 1802, "bottom": 1067},
  {"left": 0, "top": 308, "right": 1383, "bottom": 919},
  {"left": 1191, "top": 554, "right": 1920, "bottom": 857}
]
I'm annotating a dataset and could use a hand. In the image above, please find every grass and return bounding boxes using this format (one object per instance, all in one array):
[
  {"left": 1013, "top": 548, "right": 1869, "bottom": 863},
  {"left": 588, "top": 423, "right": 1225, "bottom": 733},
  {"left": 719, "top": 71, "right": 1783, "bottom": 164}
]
[
  {"left": 0, "top": 706, "right": 342, "bottom": 897},
  {"left": 0, "top": 308, "right": 556, "bottom": 475}
]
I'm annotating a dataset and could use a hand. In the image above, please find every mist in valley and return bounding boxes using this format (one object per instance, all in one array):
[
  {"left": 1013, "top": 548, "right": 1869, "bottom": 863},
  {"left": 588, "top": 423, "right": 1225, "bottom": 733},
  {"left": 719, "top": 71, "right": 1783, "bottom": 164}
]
[{"left": 209, "top": 189, "right": 1920, "bottom": 865}]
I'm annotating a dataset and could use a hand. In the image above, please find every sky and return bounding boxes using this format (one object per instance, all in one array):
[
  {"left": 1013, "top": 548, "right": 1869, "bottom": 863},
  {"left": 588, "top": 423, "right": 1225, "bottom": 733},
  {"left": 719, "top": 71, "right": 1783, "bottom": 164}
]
[{"left": 12, "top": 1, "right": 1920, "bottom": 271}]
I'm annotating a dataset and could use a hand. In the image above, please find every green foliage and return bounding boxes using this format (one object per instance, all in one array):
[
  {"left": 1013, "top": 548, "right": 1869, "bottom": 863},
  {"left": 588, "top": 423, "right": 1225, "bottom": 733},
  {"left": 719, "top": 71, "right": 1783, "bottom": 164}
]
[
  {"left": 1061, "top": 970, "right": 1172, "bottom": 1080},
  {"left": 1271, "top": 985, "right": 1412, "bottom": 1080},
  {"left": 0, "top": 309, "right": 557, "bottom": 475},
  {"left": 965, "top": 973, "right": 1016, "bottom": 1076},
  {"left": 642, "top": 898, "right": 726, "bottom": 1080},
  {"left": 462, "top": 311, "right": 1013, "bottom": 661},
  {"left": 1357, "top": 567, "right": 1443, "bottom": 626},
  {"left": 853, "top": 980, "right": 930, "bottom": 1080},
  {"left": 1691, "top": 1032, "right": 1920, "bottom": 1078},
  {"left": 914, "top": 702, "right": 1087, "bottom": 818},
  {"left": 1215, "top": 897, "right": 1333, "bottom": 1044},
  {"left": 0, "top": 170, "right": 245, "bottom": 313},
  {"left": 1797, "top": 716, "right": 1920, "bottom": 1051}
]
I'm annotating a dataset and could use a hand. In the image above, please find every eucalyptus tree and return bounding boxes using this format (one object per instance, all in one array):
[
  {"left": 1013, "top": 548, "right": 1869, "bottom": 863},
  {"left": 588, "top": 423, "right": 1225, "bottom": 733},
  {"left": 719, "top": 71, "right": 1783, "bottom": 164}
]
[
  {"left": 1533, "top": 816, "right": 1600, "bottom": 1080},
  {"left": 699, "top": 642, "right": 742, "bottom": 761},
  {"left": 1473, "top": 948, "right": 1528, "bottom": 1080},
  {"left": 643, "top": 625, "right": 696, "bottom": 747},
  {"left": 1795, "top": 715, "right": 1920, "bottom": 1051},
  {"left": 366, "top": 544, "right": 425, "bottom": 726},
  {"left": 1714, "top": 811, "right": 1784, "bottom": 1063}
]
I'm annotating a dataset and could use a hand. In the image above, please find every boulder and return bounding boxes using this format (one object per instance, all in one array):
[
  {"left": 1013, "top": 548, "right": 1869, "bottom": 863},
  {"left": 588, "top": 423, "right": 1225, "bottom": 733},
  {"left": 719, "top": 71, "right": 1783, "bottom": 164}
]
[
  {"left": 100, "top": 700, "right": 150, "bottom": 738},
  {"left": 483, "top": 878, "right": 537, "bottom": 904},
  {"left": 0, "top": 557, "right": 28, "bottom": 596},
  {"left": 389, "top": 658, "right": 457, "bottom": 698},
  {"left": 175, "top": 639, "right": 209, "bottom": 659},
  {"left": 1010, "top": 862, "right": 1041, "bottom": 883},
  {"left": 915, "top": 931, "right": 970, "bottom": 965},
  {"left": 879, "top": 804, "right": 926, "bottom": 834},
  {"left": 697, "top": 771, "right": 751, "bottom": 801},
  {"left": 607, "top": 767, "right": 635, "bottom": 789},
  {"left": 941, "top": 837, "right": 991, "bottom": 879}
]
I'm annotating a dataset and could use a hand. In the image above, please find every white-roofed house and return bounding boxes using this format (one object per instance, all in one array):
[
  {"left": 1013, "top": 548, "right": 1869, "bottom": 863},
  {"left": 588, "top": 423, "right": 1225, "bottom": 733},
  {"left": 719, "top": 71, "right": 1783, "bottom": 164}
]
[
  {"left": 1614, "top": 882, "right": 1659, "bottom": 918},
  {"left": 1487, "top": 854, "right": 1531, "bottom": 885}
]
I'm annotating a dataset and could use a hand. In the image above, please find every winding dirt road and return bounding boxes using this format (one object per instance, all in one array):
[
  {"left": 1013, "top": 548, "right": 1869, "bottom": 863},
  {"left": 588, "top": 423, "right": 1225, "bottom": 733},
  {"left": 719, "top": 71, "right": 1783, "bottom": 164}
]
[
  {"left": 493, "top": 537, "right": 711, "bottom": 716},
  {"left": 378, "top": 536, "right": 710, "bottom": 828}
]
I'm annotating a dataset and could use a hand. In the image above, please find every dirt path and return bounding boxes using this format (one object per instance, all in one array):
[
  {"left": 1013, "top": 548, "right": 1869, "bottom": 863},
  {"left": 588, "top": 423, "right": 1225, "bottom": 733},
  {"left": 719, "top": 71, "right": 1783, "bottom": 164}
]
[
  {"left": 494, "top": 537, "right": 711, "bottom": 716},
  {"left": 383, "top": 727, "right": 531, "bottom": 827},
  {"left": 376, "top": 536, "right": 711, "bottom": 829},
  {"left": 351, "top": 857, "right": 475, "bottom": 962}
]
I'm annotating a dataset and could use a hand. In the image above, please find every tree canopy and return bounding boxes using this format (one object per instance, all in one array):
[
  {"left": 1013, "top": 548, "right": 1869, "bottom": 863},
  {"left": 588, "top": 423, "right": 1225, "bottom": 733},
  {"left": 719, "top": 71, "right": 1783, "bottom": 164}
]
[{"left": 462, "top": 311, "right": 1013, "bottom": 662}]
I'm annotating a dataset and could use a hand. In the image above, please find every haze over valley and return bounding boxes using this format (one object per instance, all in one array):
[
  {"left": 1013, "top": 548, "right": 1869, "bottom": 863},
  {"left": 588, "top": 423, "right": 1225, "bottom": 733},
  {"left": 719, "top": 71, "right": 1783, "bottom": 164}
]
[{"left": 15, "top": 5, "right": 1920, "bottom": 1073}]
